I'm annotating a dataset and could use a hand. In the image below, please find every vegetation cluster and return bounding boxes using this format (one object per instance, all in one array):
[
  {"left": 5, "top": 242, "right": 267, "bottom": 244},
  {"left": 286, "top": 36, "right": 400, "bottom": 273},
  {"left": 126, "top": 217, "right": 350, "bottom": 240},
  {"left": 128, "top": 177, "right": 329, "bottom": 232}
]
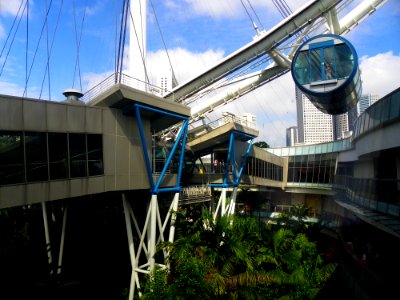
[{"left": 142, "top": 208, "right": 337, "bottom": 300}]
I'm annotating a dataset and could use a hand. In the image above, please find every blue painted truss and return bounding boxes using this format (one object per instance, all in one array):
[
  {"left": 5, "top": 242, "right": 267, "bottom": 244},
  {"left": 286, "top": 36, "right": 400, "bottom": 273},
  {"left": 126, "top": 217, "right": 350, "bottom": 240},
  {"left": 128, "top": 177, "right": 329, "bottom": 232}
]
[
  {"left": 133, "top": 103, "right": 189, "bottom": 195},
  {"left": 209, "top": 130, "right": 254, "bottom": 188}
]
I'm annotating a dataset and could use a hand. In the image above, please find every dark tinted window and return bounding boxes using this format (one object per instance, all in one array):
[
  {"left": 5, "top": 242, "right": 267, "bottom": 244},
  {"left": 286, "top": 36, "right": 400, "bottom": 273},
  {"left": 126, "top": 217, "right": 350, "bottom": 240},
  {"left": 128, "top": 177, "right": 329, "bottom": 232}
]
[
  {"left": 25, "top": 132, "right": 48, "bottom": 182},
  {"left": 0, "top": 131, "right": 24, "bottom": 185},
  {"left": 69, "top": 134, "right": 87, "bottom": 178},
  {"left": 87, "top": 134, "right": 103, "bottom": 176},
  {"left": 48, "top": 133, "right": 69, "bottom": 180}
]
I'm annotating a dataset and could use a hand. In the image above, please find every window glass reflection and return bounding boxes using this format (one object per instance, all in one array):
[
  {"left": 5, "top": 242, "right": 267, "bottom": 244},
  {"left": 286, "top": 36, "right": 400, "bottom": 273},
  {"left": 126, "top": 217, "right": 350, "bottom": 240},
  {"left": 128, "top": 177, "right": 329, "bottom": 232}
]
[
  {"left": 69, "top": 134, "right": 87, "bottom": 178},
  {"left": 25, "top": 132, "right": 48, "bottom": 182},
  {"left": 87, "top": 134, "right": 103, "bottom": 176},
  {"left": 0, "top": 131, "right": 24, "bottom": 185},
  {"left": 48, "top": 133, "right": 68, "bottom": 180}
]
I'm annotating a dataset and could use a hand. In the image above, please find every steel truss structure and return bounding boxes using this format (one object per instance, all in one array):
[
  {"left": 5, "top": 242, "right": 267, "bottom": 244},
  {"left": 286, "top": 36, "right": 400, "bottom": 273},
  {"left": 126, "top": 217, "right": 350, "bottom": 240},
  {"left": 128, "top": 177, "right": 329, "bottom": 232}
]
[
  {"left": 123, "top": 103, "right": 189, "bottom": 299},
  {"left": 210, "top": 131, "right": 254, "bottom": 220}
]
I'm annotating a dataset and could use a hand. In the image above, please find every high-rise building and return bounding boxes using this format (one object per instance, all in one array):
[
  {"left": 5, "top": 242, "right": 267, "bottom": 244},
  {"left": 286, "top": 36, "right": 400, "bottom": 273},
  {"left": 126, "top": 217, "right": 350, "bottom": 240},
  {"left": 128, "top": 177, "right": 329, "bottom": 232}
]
[
  {"left": 334, "top": 113, "right": 351, "bottom": 140},
  {"left": 296, "top": 87, "right": 351, "bottom": 144},
  {"left": 358, "top": 94, "right": 380, "bottom": 115},
  {"left": 157, "top": 71, "right": 173, "bottom": 96},
  {"left": 286, "top": 126, "right": 298, "bottom": 146},
  {"left": 296, "top": 87, "right": 334, "bottom": 144},
  {"left": 241, "top": 113, "right": 256, "bottom": 129}
]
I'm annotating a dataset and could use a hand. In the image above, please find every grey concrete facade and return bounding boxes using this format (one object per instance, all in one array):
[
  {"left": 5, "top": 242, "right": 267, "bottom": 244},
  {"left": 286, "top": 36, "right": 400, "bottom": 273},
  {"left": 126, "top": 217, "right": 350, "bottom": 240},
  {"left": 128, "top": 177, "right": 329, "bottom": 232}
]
[{"left": 0, "top": 84, "right": 190, "bottom": 209}]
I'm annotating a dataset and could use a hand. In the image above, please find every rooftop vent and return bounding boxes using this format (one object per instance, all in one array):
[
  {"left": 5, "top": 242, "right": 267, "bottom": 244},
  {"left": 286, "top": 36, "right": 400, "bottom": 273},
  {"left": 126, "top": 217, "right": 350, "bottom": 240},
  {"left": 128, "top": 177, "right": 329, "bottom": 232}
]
[{"left": 63, "top": 89, "right": 85, "bottom": 105}]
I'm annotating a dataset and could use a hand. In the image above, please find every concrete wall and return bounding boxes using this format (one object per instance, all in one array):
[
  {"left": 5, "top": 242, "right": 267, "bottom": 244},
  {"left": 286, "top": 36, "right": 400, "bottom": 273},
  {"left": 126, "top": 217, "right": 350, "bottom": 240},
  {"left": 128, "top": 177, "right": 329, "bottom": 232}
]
[{"left": 0, "top": 96, "right": 152, "bottom": 208}]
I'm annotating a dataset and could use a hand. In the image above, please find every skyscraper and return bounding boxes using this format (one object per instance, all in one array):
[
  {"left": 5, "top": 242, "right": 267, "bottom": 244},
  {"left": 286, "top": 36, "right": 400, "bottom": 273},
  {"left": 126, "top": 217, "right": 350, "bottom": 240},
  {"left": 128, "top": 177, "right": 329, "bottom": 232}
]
[
  {"left": 295, "top": 87, "right": 351, "bottom": 144},
  {"left": 157, "top": 71, "right": 173, "bottom": 97},
  {"left": 241, "top": 113, "right": 256, "bottom": 129},
  {"left": 296, "top": 87, "right": 334, "bottom": 144},
  {"left": 286, "top": 126, "right": 298, "bottom": 146},
  {"left": 358, "top": 94, "right": 380, "bottom": 115}
]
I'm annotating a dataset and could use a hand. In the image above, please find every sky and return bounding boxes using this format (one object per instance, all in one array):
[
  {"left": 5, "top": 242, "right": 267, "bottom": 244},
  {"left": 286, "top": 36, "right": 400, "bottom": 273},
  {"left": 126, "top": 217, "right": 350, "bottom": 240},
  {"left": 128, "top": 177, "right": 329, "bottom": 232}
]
[{"left": 0, "top": 0, "right": 399, "bottom": 147}]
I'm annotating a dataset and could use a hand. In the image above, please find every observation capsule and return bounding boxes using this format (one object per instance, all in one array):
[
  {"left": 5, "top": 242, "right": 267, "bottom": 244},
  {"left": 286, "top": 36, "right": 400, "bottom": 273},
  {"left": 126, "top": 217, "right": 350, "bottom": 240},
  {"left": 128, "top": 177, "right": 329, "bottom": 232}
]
[{"left": 291, "top": 34, "right": 362, "bottom": 115}]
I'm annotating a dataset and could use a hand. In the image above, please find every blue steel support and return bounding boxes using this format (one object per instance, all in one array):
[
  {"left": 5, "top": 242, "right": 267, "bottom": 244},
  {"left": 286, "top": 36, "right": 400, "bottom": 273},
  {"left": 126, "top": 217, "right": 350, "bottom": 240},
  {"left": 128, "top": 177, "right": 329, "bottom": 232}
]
[
  {"left": 175, "top": 120, "right": 189, "bottom": 188},
  {"left": 135, "top": 105, "right": 155, "bottom": 189},
  {"left": 153, "top": 119, "right": 188, "bottom": 194},
  {"left": 133, "top": 103, "right": 189, "bottom": 194},
  {"left": 209, "top": 130, "right": 254, "bottom": 188},
  {"left": 236, "top": 138, "right": 254, "bottom": 185},
  {"left": 223, "top": 131, "right": 235, "bottom": 185}
]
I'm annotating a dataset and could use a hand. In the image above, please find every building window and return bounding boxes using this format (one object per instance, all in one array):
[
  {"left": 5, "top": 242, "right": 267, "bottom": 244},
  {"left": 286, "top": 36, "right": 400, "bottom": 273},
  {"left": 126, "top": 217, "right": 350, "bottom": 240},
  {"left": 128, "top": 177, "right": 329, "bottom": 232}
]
[
  {"left": 0, "top": 131, "right": 103, "bottom": 186},
  {"left": 87, "top": 134, "right": 103, "bottom": 176},
  {"left": 69, "top": 133, "right": 88, "bottom": 178},
  {"left": 0, "top": 131, "right": 24, "bottom": 185},
  {"left": 48, "top": 133, "right": 69, "bottom": 180},
  {"left": 25, "top": 132, "right": 48, "bottom": 182}
]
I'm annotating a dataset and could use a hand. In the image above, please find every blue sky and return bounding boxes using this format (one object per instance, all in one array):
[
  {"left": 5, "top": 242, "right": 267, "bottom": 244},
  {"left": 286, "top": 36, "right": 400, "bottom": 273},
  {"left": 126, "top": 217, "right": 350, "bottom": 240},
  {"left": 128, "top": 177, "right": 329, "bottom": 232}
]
[{"left": 0, "top": 0, "right": 399, "bottom": 146}]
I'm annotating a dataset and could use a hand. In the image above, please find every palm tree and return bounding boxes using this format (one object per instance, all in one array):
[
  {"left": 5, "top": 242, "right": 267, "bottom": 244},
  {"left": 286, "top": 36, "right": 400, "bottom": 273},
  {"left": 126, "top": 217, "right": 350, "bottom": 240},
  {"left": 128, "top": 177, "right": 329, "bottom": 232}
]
[{"left": 145, "top": 210, "right": 336, "bottom": 299}]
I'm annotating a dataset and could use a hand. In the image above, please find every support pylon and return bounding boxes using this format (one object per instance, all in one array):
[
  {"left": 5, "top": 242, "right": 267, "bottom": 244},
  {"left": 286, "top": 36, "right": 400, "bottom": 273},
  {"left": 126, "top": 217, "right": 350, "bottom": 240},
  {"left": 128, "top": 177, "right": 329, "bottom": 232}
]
[
  {"left": 122, "top": 192, "right": 180, "bottom": 300},
  {"left": 210, "top": 130, "right": 254, "bottom": 220}
]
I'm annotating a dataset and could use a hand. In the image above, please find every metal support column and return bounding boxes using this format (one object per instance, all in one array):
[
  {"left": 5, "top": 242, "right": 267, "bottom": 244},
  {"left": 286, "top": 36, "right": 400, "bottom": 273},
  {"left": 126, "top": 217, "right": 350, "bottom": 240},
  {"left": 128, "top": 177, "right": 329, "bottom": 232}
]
[
  {"left": 210, "top": 131, "right": 254, "bottom": 219},
  {"left": 41, "top": 202, "right": 53, "bottom": 275},
  {"left": 57, "top": 205, "right": 68, "bottom": 275},
  {"left": 123, "top": 103, "right": 189, "bottom": 298}
]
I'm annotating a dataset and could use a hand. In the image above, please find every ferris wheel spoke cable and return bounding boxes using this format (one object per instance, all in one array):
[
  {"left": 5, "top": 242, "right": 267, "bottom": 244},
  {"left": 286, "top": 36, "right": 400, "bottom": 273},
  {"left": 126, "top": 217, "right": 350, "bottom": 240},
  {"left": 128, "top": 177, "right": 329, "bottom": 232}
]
[
  {"left": 128, "top": 2, "right": 151, "bottom": 85},
  {"left": 39, "top": 0, "right": 64, "bottom": 100},
  {"left": 0, "top": 1, "right": 27, "bottom": 78},
  {"left": 72, "top": 0, "right": 88, "bottom": 92},
  {"left": 0, "top": 0, "right": 25, "bottom": 61},
  {"left": 44, "top": 0, "right": 51, "bottom": 100},
  {"left": 116, "top": 0, "right": 129, "bottom": 81},
  {"left": 149, "top": 0, "right": 178, "bottom": 87},
  {"left": 23, "top": 0, "right": 55, "bottom": 98},
  {"left": 246, "top": 0, "right": 264, "bottom": 30},
  {"left": 25, "top": 0, "right": 29, "bottom": 97}
]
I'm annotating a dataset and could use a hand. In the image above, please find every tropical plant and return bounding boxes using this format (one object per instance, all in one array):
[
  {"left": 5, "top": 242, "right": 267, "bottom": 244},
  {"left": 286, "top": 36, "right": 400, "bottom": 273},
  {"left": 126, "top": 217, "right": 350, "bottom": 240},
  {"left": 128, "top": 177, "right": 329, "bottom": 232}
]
[{"left": 143, "top": 210, "right": 336, "bottom": 299}]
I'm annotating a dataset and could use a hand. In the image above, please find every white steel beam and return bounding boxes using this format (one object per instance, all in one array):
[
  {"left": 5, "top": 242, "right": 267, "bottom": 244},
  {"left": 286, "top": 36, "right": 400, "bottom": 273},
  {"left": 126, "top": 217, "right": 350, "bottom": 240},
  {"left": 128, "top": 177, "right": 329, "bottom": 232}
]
[
  {"left": 164, "top": 0, "right": 341, "bottom": 103},
  {"left": 337, "top": 0, "right": 387, "bottom": 34}
]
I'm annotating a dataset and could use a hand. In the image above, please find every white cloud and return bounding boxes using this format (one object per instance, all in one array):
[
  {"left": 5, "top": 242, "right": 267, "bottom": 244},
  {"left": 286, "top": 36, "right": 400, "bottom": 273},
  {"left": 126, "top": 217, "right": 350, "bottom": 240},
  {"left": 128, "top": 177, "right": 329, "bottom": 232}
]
[
  {"left": 0, "top": 80, "right": 24, "bottom": 97},
  {"left": 182, "top": 0, "right": 309, "bottom": 19},
  {"left": 146, "top": 47, "right": 225, "bottom": 85},
  {"left": 0, "top": 0, "right": 26, "bottom": 16},
  {"left": 360, "top": 51, "right": 400, "bottom": 97},
  {"left": 185, "top": 0, "right": 242, "bottom": 18},
  {"left": 82, "top": 70, "right": 114, "bottom": 92}
]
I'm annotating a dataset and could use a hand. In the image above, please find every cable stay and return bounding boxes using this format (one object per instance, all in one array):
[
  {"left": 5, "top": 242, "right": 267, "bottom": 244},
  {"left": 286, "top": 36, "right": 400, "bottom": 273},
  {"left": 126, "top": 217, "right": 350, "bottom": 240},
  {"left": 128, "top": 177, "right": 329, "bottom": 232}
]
[
  {"left": 39, "top": 0, "right": 64, "bottom": 100},
  {"left": 115, "top": 0, "right": 129, "bottom": 83},
  {"left": 23, "top": 0, "right": 56, "bottom": 98},
  {"left": 149, "top": 0, "right": 178, "bottom": 88},
  {"left": 71, "top": 0, "right": 88, "bottom": 92}
]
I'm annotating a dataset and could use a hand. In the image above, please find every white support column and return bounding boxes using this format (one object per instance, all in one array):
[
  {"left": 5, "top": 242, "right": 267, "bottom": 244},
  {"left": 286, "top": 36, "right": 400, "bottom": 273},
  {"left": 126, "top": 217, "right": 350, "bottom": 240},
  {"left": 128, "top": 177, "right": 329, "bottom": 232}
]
[
  {"left": 227, "top": 187, "right": 238, "bottom": 216},
  {"left": 122, "top": 194, "right": 139, "bottom": 300},
  {"left": 213, "top": 188, "right": 227, "bottom": 221},
  {"left": 149, "top": 194, "right": 158, "bottom": 270},
  {"left": 168, "top": 193, "right": 180, "bottom": 243},
  {"left": 221, "top": 188, "right": 227, "bottom": 216},
  {"left": 122, "top": 192, "right": 179, "bottom": 298},
  {"left": 57, "top": 205, "right": 68, "bottom": 275},
  {"left": 41, "top": 202, "right": 53, "bottom": 275}
]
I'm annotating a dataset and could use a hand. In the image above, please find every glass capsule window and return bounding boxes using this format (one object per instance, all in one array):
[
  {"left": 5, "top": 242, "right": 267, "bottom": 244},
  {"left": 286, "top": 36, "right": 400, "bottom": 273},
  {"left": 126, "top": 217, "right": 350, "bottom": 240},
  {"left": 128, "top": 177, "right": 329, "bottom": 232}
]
[{"left": 293, "top": 41, "right": 354, "bottom": 85}]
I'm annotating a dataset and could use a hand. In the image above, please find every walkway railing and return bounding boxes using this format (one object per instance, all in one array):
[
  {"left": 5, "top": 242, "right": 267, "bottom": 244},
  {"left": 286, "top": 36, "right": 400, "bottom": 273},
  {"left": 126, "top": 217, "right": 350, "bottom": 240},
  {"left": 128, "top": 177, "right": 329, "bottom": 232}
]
[
  {"left": 188, "top": 114, "right": 256, "bottom": 140},
  {"left": 81, "top": 72, "right": 166, "bottom": 103}
]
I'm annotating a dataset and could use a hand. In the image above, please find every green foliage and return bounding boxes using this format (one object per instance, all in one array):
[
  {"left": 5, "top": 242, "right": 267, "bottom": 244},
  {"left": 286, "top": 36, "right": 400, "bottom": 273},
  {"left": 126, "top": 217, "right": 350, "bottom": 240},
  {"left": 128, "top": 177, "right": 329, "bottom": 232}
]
[
  {"left": 142, "top": 267, "right": 168, "bottom": 300},
  {"left": 253, "top": 141, "right": 270, "bottom": 148},
  {"left": 142, "top": 211, "right": 337, "bottom": 299}
]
